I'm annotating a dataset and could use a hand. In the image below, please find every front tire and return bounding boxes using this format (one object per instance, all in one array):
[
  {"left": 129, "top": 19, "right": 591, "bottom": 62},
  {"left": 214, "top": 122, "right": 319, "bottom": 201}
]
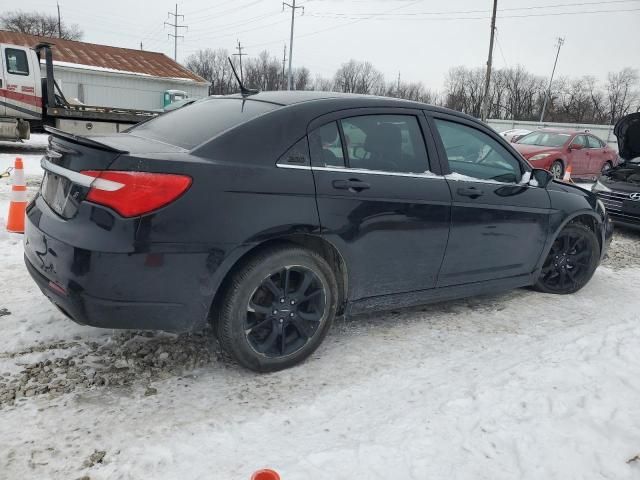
[
  {"left": 601, "top": 161, "right": 613, "bottom": 174},
  {"left": 216, "top": 246, "right": 338, "bottom": 372},
  {"left": 550, "top": 160, "right": 564, "bottom": 180},
  {"left": 534, "top": 223, "right": 599, "bottom": 294}
]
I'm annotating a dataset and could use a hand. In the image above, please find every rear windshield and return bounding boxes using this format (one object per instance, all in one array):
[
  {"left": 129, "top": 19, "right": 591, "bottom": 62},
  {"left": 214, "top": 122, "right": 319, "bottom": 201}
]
[{"left": 128, "top": 98, "right": 279, "bottom": 149}]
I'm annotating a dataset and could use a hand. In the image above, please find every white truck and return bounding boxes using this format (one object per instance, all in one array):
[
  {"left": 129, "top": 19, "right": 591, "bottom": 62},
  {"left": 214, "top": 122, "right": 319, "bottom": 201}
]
[{"left": 0, "top": 42, "right": 158, "bottom": 142}]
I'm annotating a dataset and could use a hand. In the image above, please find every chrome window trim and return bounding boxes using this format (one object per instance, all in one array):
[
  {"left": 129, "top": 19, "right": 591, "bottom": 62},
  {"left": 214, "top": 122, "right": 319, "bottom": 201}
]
[{"left": 314, "top": 166, "right": 444, "bottom": 179}]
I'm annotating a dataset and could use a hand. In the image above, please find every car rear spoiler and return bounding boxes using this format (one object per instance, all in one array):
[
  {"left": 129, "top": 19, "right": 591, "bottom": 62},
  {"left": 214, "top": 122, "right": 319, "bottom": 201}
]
[{"left": 44, "top": 126, "right": 129, "bottom": 154}]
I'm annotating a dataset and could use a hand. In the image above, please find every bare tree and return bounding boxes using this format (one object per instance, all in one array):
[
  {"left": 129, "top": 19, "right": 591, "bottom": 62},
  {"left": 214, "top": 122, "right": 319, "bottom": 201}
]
[
  {"left": 293, "top": 67, "right": 311, "bottom": 90},
  {"left": 607, "top": 68, "right": 639, "bottom": 124},
  {"left": 334, "top": 60, "right": 384, "bottom": 95},
  {"left": 184, "top": 48, "right": 238, "bottom": 95},
  {"left": 1, "top": 10, "right": 82, "bottom": 40}
]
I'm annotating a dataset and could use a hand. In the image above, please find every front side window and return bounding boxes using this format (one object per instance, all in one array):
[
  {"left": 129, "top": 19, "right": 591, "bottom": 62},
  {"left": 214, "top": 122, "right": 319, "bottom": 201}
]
[
  {"left": 5, "top": 48, "right": 29, "bottom": 76},
  {"left": 434, "top": 119, "right": 523, "bottom": 183},
  {"left": 339, "top": 115, "right": 429, "bottom": 173},
  {"left": 308, "top": 122, "right": 345, "bottom": 167},
  {"left": 587, "top": 136, "right": 604, "bottom": 148},
  {"left": 572, "top": 135, "right": 588, "bottom": 147}
]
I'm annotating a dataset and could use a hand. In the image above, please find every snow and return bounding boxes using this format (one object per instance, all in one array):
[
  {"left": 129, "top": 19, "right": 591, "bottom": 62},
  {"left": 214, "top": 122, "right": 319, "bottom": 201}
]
[
  {"left": 1, "top": 136, "right": 640, "bottom": 479},
  {"left": 0, "top": 134, "right": 47, "bottom": 178}
]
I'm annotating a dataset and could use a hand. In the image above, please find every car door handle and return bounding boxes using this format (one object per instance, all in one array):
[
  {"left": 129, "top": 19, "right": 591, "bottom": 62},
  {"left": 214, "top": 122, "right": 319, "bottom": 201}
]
[
  {"left": 457, "top": 187, "right": 484, "bottom": 198},
  {"left": 332, "top": 179, "right": 370, "bottom": 192}
]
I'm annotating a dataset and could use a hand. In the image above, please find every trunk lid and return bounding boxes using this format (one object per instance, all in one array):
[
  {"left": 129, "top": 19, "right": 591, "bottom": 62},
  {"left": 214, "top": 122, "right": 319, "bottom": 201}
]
[
  {"left": 40, "top": 127, "right": 185, "bottom": 219},
  {"left": 614, "top": 112, "right": 640, "bottom": 161}
]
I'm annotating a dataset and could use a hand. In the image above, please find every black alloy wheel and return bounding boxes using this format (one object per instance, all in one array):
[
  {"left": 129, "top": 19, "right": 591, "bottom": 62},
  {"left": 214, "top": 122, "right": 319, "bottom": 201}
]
[
  {"left": 216, "top": 246, "right": 338, "bottom": 372},
  {"left": 246, "top": 266, "right": 326, "bottom": 357},
  {"left": 535, "top": 223, "right": 600, "bottom": 294}
]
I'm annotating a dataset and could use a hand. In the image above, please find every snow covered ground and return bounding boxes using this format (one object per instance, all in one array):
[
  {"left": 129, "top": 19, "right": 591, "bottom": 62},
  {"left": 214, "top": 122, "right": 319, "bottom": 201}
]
[{"left": 1, "top": 138, "right": 640, "bottom": 480}]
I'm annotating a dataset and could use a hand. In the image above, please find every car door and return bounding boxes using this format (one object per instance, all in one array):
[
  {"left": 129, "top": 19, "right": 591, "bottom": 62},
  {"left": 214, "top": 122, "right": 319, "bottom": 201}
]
[
  {"left": 428, "top": 112, "right": 552, "bottom": 287},
  {"left": 1, "top": 45, "right": 39, "bottom": 120},
  {"left": 309, "top": 108, "right": 451, "bottom": 300},
  {"left": 586, "top": 135, "right": 607, "bottom": 173},
  {"left": 568, "top": 134, "right": 590, "bottom": 176}
]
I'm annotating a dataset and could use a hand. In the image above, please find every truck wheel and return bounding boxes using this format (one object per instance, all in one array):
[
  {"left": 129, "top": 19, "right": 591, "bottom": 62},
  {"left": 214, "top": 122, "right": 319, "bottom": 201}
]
[{"left": 216, "top": 246, "right": 338, "bottom": 372}]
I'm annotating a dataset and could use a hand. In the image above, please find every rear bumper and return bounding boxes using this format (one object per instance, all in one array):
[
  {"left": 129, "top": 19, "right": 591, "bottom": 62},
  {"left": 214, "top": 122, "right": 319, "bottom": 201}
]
[
  {"left": 24, "top": 195, "right": 229, "bottom": 332},
  {"left": 25, "top": 255, "right": 189, "bottom": 331}
]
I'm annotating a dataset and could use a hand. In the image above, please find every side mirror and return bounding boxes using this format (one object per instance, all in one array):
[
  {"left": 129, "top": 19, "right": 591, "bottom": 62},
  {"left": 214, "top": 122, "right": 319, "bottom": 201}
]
[
  {"left": 569, "top": 143, "right": 584, "bottom": 151},
  {"left": 530, "top": 168, "right": 554, "bottom": 188}
]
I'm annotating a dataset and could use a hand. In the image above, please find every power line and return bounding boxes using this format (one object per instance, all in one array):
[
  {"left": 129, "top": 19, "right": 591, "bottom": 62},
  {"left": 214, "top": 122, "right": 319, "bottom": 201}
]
[
  {"left": 306, "top": 0, "right": 640, "bottom": 17},
  {"left": 283, "top": 0, "right": 305, "bottom": 90},
  {"left": 302, "top": 6, "right": 640, "bottom": 22},
  {"left": 165, "top": 3, "right": 188, "bottom": 61}
]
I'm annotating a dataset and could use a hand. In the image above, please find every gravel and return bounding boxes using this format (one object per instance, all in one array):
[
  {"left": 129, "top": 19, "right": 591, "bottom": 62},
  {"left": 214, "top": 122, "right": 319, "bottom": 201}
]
[{"left": 0, "top": 329, "right": 223, "bottom": 408}]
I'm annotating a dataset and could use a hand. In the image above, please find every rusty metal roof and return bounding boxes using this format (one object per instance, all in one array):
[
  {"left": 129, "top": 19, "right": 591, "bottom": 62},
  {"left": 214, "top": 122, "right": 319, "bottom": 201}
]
[{"left": 0, "top": 30, "right": 207, "bottom": 83}]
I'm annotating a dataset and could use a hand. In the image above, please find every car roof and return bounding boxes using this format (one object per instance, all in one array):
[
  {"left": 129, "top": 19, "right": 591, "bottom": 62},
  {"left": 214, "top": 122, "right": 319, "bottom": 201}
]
[
  {"left": 535, "top": 128, "right": 590, "bottom": 135},
  {"left": 223, "top": 90, "right": 479, "bottom": 123}
]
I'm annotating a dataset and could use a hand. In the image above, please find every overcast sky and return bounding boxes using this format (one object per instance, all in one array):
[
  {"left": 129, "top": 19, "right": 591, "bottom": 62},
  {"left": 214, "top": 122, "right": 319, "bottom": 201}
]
[{"left": 11, "top": 0, "right": 640, "bottom": 89}]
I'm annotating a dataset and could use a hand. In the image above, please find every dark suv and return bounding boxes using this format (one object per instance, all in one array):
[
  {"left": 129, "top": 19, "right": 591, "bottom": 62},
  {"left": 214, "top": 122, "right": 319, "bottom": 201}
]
[{"left": 24, "top": 91, "right": 613, "bottom": 372}]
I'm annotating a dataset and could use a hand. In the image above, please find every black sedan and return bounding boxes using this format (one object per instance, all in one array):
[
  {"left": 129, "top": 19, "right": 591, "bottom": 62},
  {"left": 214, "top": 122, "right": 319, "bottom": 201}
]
[
  {"left": 24, "top": 91, "right": 613, "bottom": 372},
  {"left": 593, "top": 113, "right": 640, "bottom": 229}
]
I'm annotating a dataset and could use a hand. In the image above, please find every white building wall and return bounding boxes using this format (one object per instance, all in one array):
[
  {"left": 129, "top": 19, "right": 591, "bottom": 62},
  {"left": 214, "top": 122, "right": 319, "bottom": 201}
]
[{"left": 43, "top": 65, "right": 209, "bottom": 110}]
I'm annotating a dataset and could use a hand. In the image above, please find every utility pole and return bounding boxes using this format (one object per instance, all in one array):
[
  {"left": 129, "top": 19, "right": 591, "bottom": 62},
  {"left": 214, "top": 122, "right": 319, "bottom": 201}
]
[
  {"left": 540, "top": 37, "right": 565, "bottom": 123},
  {"left": 397, "top": 71, "right": 401, "bottom": 96},
  {"left": 481, "top": 0, "right": 498, "bottom": 121},
  {"left": 283, "top": 0, "right": 304, "bottom": 90},
  {"left": 233, "top": 40, "right": 247, "bottom": 83},
  {"left": 57, "top": 2, "right": 62, "bottom": 38},
  {"left": 165, "top": 4, "right": 187, "bottom": 61},
  {"left": 281, "top": 44, "right": 287, "bottom": 90},
  {"left": 140, "top": 42, "right": 143, "bottom": 50}
]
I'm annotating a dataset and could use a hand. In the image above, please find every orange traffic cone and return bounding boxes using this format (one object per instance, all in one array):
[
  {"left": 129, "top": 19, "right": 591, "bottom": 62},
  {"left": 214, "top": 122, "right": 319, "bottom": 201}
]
[
  {"left": 6, "top": 157, "right": 27, "bottom": 233},
  {"left": 251, "top": 469, "right": 280, "bottom": 480},
  {"left": 562, "top": 164, "right": 573, "bottom": 183}
]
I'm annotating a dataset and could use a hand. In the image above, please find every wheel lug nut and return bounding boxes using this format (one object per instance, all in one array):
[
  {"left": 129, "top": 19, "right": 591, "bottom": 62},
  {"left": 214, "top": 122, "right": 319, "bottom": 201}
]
[
  {"left": 290, "top": 300, "right": 295, "bottom": 305},
  {"left": 279, "top": 298, "right": 285, "bottom": 303},
  {"left": 279, "top": 318, "right": 284, "bottom": 323},
  {"left": 272, "top": 309, "right": 278, "bottom": 315},
  {"left": 289, "top": 312, "right": 294, "bottom": 317}
]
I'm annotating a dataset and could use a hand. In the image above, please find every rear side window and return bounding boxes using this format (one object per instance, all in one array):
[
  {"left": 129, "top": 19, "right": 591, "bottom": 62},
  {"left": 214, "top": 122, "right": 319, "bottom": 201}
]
[
  {"left": 5, "top": 48, "right": 29, "bottom": 76},
  {"left": 340, "top": 115, "right": 429, "bottom": 173},
  {"left": 129, "top": 99, "right": 278, "bottom": 149},
  {"left": 309, "top": 122, "right": 345, "bottom": 167}
]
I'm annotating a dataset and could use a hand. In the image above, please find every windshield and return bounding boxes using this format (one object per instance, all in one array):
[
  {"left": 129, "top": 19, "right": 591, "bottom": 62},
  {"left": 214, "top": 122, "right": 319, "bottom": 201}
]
[
  {"left": 129, "top": 98, "right": 279, "bottom": 149},
  {"left": 516, "top": 132, "right": 570, "bottom": 147}
]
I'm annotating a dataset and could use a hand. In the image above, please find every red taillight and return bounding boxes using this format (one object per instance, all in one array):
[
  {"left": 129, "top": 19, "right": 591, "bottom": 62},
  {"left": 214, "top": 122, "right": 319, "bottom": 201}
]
[{"left": 80, "top": 170, "right": 192, "bottom": 217}]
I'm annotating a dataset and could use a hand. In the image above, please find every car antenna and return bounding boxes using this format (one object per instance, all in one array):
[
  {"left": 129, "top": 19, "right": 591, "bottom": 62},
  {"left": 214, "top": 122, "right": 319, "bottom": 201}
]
[{"left": 227, "top": 57, "right": 259, "bottom": 96}]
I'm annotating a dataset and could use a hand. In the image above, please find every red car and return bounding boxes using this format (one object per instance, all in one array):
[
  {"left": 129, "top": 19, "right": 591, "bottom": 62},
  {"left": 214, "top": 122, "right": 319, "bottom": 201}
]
[{"left": 513, "top": 128, "right": 618, "bottom": 179}]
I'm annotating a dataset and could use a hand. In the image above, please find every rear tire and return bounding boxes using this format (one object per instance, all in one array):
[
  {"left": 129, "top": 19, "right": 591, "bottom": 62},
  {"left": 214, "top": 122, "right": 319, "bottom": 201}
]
[
  {"left": 534, "top": 223, "right": 599, "bottom": 295},
  {"left": 216, "top": 246, "right": 338, "bottom": 372},
  {"left": 550, "top": 160, "right": 564, "bottom": 180}
]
